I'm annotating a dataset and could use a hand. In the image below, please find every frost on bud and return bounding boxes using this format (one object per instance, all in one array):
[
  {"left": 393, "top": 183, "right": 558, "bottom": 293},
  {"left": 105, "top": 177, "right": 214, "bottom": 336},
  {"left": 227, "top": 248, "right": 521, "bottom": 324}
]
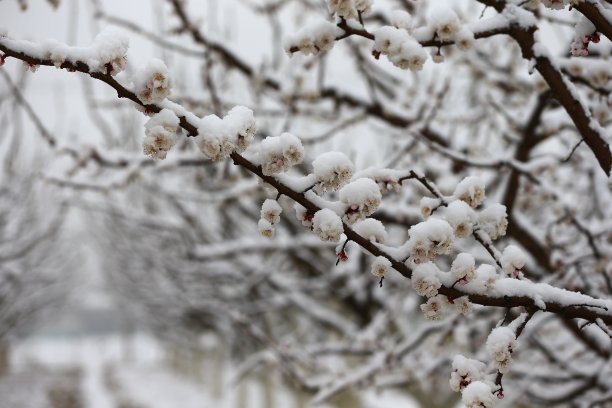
[
  {"left": 224, "top": 106, "right": 256, "bottom": 153},
  {"left": 312, "top": 208, "right": 343, "bottom": 242},
  {"left": 143, "top": 109, "right": 179, "bottom": 160},
  {"left": 501, "top": 245, "right": 526, "bottom": 278},
  {"left": 371, "top": 256, "right": 392, "bottom": 278},
  {"left": 261, "top": 199, "right": 282, "bottom": 225},
  {"left": 455, "top": 27, "right": 474, "bottom": 51},
  {"left": 353, "top": 218, "right": 387, "bottom": 243},
  {"left": 420, "top": 197, "right": 440, "bottom": 219},
  {"left": 420, "top": 295, "right": 445, "bottom": 320},
  {"left": 339, "top": 178, "right": 382, "bottom": 224},
  {"left": 451, "top": 253, "right": 476, "bottom": 284},
  {"left": 486, "top": 327, "right": 517, "bottom": 374},
  {"left": 195, "top": 114, "right": 233, "bottom": 161},
  {"left": 134, "top": 58, "right": 172, "bottom": 105},
  {"left": 478, "top": 204, "right": 508, "bottom": 240},
  {"left": 312, "top": 151, "right": 354, "bottom": 193},
  {"left": 444, "top": 200, "right": 475, "bottom": 238},
  {"left": 259, "top": 133, "right": 304, "bottom": 176},
  {"left": 258, "top": 218, "right": 275, "bottom": 238},
  {"left": 412, "top": 262, "right": 442, "bottom": 298},
  {"left": 429, "top": 5, "right": 461, "bottom": 42},
  {"left": 461, "top": 381, "right": 494, "bottom": 408},
  {"left": 453, "top": 176, "right": 485, "bottom": 208},
  {"left": 449, "top": 355, "right": 486, "bottom": 392},
  {"left": 407, "top": 218, "right": 454, "bottom": 262}
]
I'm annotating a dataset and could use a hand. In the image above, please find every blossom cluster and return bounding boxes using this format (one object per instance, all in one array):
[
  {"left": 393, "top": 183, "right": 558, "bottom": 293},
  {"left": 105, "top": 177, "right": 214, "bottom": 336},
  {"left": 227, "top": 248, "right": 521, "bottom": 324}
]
[
  {"left": 486, "top": 326, "right": 517, "bottom": 373},
  {"left": 327, "top": 0, "right": 372, "bottom": 20},
  {"left": 312, "top": 208, "right": 344, "bottom": 242},
  {"left": 142, "top": 109, "right": 179, "bottom": 160},
  {"left": 284, "top": 21, "right": 343, "bottom": 57},
  {"left": 312, "top": 152, "right": 354, "bottom": 193},
  {"left": 259, "top": 133, "right": 305, "bottom": 176},
  {"left": 134, "top": 58, "right": 172, "bottom": 105},
  {"left": 195, "top": 106, "right": 257, "bottom": 161},
  {"left": 338, "top": 178, "right": 382, "bottom": 224},
  {"left": 372, "top": 26, "right": 427, "bottom": 71},
  {"left": 406, "top": 218, "right": 454, "bottom": 262}
]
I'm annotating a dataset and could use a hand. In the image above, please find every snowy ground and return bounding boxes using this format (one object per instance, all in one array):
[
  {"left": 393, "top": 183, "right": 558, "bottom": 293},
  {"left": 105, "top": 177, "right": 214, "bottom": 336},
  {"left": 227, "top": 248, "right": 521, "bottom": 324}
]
[{"left": 2, "top": 333, "right": 418, "bottom": 408}]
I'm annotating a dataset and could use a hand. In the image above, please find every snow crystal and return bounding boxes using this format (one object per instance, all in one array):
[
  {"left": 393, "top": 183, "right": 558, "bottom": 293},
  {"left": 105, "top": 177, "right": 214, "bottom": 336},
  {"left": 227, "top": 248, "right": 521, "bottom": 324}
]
[{"left": 312, "top": 208, "right": 344, "bottom": 242}]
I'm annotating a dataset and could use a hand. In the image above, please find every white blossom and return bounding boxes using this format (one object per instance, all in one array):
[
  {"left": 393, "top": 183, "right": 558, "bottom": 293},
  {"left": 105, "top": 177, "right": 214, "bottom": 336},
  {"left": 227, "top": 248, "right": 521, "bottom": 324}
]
[
  {"left": 451, "top": 253, "right": 476, "bottom": 284},
  {"left": 412, "top": 262, "right": 442, "bottom": 298},
  {"left": 501, "top": 245, "right": 526, "bottom": 278},
  {"left": 371, "top": 256, "right": 391, "bottom": 278},
  {"left": 195, "top": 114, "right": 233, "bottom": 161},
  {"left": 223, "top": 106, "right": 256, "bottom": 153},
  {"left": 142, "top": 109, "right": 179, "bottom": 160},
  {"left": 444, "top": 200, "right": 476, "bottom": 237},
  {"left": 312, "top": 151, "right": 354, "bottom": 192},
  {"left": 453, "top": 176, "right": 486, "bottom": 208},
  {"left": 258, "top": 218, "right": 275, "bottom": 238},
  {"left": 420, "top": 295, "right": 446, "bottom": 320},
  {"left": 259, "top": 133, "right": 304, "bottom": 175},
  {"left": 478, "top": 204, "right": 508, "bottom": 240},
  {"left": 339, "top": 178, "right": 382, "bottom": 224},
  {"left": 407, "top": 218, "right": 454, "bottom": 262},
  {"left": 134, "top": 58, "right": 172, "bottom": 105},
  {"left": 353, "top": 218, "right": 387, "bottom": 243},
  {"left": 312, "top": 208, "right": 343, "bottom": 242},
  {"left": 486, "top": 326, "right": 517, "bottom": 374},
  {"left": 462, "top": 381, "right": 495, "bottom": 408},
  {"left": 261, "top": 199, "right": 282, "bottom": 224},
  {"left": 449, "top": 355, "right": 486, "bottom": 392}
]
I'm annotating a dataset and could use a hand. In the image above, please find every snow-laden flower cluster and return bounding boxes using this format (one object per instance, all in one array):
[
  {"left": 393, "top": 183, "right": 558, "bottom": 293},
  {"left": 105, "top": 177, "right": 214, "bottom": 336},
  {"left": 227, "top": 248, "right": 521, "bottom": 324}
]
[
  {"left": 339, "top": 178, "right": 382, "bottom": 224},
  {"left": 455, "top": 27, "right": 475, "bottom": 51},
  {"left": 312, "top": 152, "right": 354, "bottom": 193},
  {"left": 371, "top": 256, "right": 391, "bottom": 278},
  {"left": 570, "top": 16, "right": 598, "bottom": 57},
  {"left": 449, "top": 355, "right": 486, "bottom": 392},
  {"left": 453, "top": 176, "right": 485, "bottom": 208},
  {"left": 462, "top": 381, "right": 495, "bottom": 408},
  {"left": 412, "top": 262, "right": 442, "bottom": 298},
  {"left": 444, "top": 200, "right": 476, "bottom": 237},
  {"left": 284, "top": 21, "right": 343, "bottom": 57},
  {"left": 372, "top": 26, "right": 427, "bottom": 71},
  {"left": 428, "top": 5, "right": 461, "bottom": 42},
  {"left": 142, "top": 109, "right": 179, "bottom": 160},
  {"left": 327, "top": 0, "right": 371, "bottom": 20},
  {"left": 420, "top": 294, "right": 445, "bottom": 320},
  {"left": 261, "top": 199, "right": 282, "bottom": 224},
  {"left": 259, "top": 133, "right": 304, "bottom": 175},
  {"left": 477, "top": 264, "right": 499, "bottom": 292},
  {"left": 486, "top": 326, "right": 517, "bottom": 373},
  {"left": 451, "top": 253, "right": 476, "bottom": 284},
  {"left": 353, "top": 218, "right": 387, "bottom": 243},
  {"left": 501, "top": 245, "right": 526, "bottom": 278},
  {"left": 406, "top": 218, "right": 454, "bottom": 262},
  {"left": 224, "top": 106, "right": 257, "bottom": 153},
  {"left": 312, "top": 208, "right": 343, "bottom": 242},
  {"left": 134, "top": 58, "right": 172, "bottom": 105},
  {"left": 42, "top": 29, "right": 128, "bottom": 75},
  {"left": 478, "top": 204, "right": 508, "bottom": 240},
  {"left": 195, "top": 106, "right": 257, "bottom": 161}
]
